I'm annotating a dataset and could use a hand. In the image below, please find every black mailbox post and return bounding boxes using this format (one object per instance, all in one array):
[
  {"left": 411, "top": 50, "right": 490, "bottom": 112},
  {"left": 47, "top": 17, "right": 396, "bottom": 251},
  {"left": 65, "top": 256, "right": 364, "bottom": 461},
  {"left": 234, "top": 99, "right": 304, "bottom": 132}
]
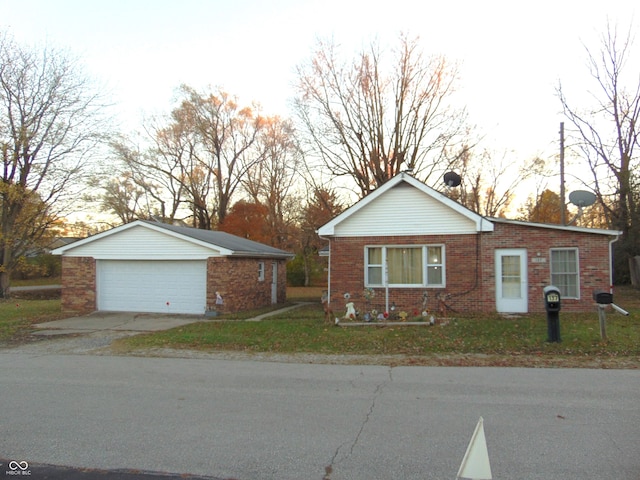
[{"left": 543, "top": 286, "right": 561, "bottom": 342}]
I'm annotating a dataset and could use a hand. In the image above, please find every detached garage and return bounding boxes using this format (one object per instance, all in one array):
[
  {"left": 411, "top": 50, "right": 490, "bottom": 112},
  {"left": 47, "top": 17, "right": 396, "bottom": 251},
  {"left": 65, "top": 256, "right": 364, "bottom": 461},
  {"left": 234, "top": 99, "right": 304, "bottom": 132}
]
[{"left": 52, "top": 220, "right": 293, "bottom": 315}]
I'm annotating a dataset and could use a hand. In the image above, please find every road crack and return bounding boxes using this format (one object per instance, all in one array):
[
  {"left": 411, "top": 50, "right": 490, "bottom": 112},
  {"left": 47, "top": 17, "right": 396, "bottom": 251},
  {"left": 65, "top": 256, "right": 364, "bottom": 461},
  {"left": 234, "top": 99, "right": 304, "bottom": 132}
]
[{"left": 323, "top": 367, "right": 393, "bottom": 479}]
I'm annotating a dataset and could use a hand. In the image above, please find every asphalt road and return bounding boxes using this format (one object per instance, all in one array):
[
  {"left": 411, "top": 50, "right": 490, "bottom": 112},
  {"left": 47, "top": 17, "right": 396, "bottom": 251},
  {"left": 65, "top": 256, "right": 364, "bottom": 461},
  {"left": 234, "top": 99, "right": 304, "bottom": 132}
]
[{"left": 0, "top": 353, "right": 638, "bottom": 480}]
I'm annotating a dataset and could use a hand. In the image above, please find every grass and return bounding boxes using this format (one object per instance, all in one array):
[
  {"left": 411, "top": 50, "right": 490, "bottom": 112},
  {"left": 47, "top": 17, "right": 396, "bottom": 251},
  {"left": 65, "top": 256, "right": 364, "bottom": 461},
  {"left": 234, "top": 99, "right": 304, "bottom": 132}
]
[
  {"left": 118, "top": 304, "right": 640, "bottom": 354},
  {"left": 115, "top": 286, "right": 640, "bottom": 368},
  {"left": 0, "top": 298, "right": 65, "bottom": 343},
  {"left": 2, "top": 284, "right": 638, "bottom": 368},
  {"left": 11, "top": 276, "right": 61, "bottom": 287}
]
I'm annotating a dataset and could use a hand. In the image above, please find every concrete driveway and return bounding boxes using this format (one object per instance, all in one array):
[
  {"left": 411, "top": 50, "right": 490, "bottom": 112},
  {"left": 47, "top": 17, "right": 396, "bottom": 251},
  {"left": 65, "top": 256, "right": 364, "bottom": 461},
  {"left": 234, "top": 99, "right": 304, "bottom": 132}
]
[{"left": 32, "top": 312, "right": 206, "bottom": 336}]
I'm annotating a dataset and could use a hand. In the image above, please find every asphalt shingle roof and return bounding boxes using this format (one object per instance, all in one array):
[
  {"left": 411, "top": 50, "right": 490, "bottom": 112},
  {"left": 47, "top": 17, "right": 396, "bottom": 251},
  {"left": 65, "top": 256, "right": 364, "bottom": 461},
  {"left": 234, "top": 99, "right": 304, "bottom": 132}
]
[{"left": 142, "top": 220, "right": 293, "bottom": 258}]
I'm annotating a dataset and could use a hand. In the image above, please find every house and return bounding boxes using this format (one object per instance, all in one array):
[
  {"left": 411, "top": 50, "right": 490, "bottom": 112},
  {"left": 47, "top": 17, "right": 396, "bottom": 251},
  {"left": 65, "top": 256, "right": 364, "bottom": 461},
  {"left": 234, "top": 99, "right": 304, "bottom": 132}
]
[
  {"left": 52, "top": 220, "right": 294, "bottom": 315},
  {"left": 317, "top": 172, "right": 621, "bottom": 315}
]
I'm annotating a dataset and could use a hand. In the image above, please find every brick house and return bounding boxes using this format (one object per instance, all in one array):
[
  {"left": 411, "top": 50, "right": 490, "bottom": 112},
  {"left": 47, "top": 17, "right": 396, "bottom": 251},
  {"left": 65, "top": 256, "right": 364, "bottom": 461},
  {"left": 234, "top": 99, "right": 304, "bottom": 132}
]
[
  {"left": 52, "top": 220, "right": 293, "bottom": 315},
  {"left": 317, "top": 173, "right": 621, "bottom": 315}
]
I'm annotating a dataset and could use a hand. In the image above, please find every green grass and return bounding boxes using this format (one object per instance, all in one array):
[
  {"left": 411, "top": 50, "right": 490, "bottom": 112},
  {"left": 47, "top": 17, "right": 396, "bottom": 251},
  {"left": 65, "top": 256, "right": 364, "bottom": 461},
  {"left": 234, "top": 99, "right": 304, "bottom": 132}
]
[
  {"left": 2, "top": 285, "right": 639, "bottom": 368},
  {"left": 118, "top": 302, "right": 640, "bottom": 361},
  {"left": 0, "top": 299, "right": 64, "bottom": 342},
  {"left": 11, "top": 277, "right": 61, "bottom": 287}
]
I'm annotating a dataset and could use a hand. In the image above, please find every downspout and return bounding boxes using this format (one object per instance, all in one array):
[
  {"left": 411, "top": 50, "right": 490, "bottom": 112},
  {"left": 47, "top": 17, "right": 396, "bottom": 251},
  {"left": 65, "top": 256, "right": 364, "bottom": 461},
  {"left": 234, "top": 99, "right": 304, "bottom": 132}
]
[
  {"left": 609, "top": 233, "right": 621, "bottom": 294},
  {"left": 319, "top": 235, "right": 331, "bottom": 305},
  {"left": 385, "top": 256, "right": 389, "bottom": 315}
]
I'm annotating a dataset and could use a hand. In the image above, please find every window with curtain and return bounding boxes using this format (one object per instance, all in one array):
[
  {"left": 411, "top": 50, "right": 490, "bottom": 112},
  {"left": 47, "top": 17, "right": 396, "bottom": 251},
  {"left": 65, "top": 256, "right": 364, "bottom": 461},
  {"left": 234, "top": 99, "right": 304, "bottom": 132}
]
[
  {"left": 550, "top": 248, "right": 579, "bottom": 298},
  {"left": 365, "top": 245, "right": 444, "bottom": 287},
  {"left": 387, "top": 247, "right": 423, "bottom": 284}
]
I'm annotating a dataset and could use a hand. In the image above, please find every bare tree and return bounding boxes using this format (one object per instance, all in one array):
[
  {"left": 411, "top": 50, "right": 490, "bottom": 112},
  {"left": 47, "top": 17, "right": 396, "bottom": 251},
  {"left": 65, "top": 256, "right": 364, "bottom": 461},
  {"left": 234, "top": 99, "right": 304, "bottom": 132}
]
[
  {"left": 0, "top": 33, "right": 107, "bottom": 296},
  {"left": 92, "top": 174, "right": 147, "bottom": 225},
  {"left": 109, "top": 137, "right": 186, "bottom": 223},
  {"left": 294, "top": 34, "right": 469, "bottom": 197},
  {"left": 557, "top": 21, "right": 640, "bottom": 284},
  {"left": 243, "top": 116, "right": 302, "bottom": 249},
  {"left": 179, "top": 85, "right": 265, "bottom": 226},
  {"left": 446, "top": 148, "right": 545, "bottom": 217},
  {"left": 150, "top": 102, "right": 217, "bottom": 228}
]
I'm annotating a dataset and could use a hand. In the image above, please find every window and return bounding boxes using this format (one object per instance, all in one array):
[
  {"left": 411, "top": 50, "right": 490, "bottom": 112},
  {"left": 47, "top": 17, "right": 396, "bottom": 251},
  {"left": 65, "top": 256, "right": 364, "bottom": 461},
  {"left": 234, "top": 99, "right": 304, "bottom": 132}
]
[
  {"left": 258, "top": 262, "right": 265, "bottom": 282},
  {"left": 365, "top": 245, "right": 445, "bottom": 287},
  {"left": 427, "top": 246, "right": 444, "bottom": 285},
  {"left": 387, "top": 247, "right": 423, "bottom": 284},
  {"left": 550, "top": 248, "right": 579, "bottom": 298},
  {"left": 367, "top": 248, "right": 383, "bottom": 285}
]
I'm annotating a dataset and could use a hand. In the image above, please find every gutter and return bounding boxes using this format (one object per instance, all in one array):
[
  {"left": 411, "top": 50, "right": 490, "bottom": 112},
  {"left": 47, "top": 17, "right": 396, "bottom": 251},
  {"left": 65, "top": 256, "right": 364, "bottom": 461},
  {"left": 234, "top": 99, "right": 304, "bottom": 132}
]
[
  {"left": 318, "top": 235, "right": 331, "bottom": 305},
  {"left": 609, "top": 233, "right": 622, "bottom": 293}
]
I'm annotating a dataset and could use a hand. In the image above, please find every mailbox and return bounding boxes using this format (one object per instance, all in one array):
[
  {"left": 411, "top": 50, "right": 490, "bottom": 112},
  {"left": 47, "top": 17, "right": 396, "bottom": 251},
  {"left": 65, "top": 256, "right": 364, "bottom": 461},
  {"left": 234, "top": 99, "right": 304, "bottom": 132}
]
[
  {"left": 593, "top": 289, "right": 613, "bottom": 305},
  {"left": 543, "top": 286, "right": 561, "bottom": 312},
  {"left": 543, "top": 286, "right": 561, "bottom": 342}
]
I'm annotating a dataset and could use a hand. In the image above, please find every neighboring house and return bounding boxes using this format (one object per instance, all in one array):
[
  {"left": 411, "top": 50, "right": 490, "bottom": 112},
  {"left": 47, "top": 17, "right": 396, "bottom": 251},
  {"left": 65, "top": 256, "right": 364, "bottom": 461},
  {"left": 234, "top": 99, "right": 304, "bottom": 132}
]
[
  {"left": 317, "top": 172, "right": 621, "bottom": 315},
  {"left": 24, "top": 237, "right": 81, "bottom": 257},
  {"left": 52, "top": 220, "right": 294, "bottom": 315}
]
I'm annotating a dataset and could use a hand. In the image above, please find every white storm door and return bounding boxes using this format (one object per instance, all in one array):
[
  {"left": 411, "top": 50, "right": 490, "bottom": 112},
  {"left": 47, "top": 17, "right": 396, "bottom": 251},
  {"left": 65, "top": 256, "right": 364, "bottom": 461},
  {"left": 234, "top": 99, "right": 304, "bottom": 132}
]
[{"left": 495, "top": 249, "right": 528, "bottom": 313}]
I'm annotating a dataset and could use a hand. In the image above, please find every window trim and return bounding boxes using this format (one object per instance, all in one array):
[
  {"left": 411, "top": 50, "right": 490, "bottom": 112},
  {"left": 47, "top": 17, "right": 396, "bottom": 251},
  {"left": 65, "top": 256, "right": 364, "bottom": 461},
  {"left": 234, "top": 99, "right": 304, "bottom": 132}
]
[
  {"left": 549, "top": 247, "right": 580, "bottom": 299},
  {"left": 364, "top": 245, "right": 446, "bottom": 288},
  {"left": 258, "top": 261, "right": 265, "bottom": 282}
]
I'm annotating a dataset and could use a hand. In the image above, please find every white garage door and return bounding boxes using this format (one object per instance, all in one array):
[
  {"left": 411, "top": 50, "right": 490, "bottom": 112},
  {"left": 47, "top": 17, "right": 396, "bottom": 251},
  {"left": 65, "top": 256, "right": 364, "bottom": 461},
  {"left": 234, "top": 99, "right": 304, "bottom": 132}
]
[{"left": 97, "top": 260, "right": 207, "bottom": 314}]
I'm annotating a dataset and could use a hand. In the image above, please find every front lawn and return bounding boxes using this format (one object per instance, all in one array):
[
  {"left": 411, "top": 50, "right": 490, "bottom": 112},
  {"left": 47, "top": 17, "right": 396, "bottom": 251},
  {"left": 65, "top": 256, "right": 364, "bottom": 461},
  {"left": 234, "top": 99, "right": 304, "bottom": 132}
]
[
  {"left": 115, "top": 288, "right": 640, "bottom": 368},
  {"left": 0, "top": 299, "right": 65, "bottom": 343}
]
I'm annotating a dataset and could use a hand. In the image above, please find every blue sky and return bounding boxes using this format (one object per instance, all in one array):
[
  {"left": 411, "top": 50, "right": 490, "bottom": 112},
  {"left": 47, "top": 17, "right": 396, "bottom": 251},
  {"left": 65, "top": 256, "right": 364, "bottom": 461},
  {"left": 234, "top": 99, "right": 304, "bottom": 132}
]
[{"left": 1, "top": 0, "right": 638, "bottom": 168}]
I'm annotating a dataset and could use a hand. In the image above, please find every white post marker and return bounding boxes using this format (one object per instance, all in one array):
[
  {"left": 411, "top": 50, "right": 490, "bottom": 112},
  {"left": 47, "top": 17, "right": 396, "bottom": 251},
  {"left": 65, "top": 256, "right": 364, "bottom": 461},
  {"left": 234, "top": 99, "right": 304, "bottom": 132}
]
[{"left": 457, "top": 417, "right": 492, "bottom": 480}]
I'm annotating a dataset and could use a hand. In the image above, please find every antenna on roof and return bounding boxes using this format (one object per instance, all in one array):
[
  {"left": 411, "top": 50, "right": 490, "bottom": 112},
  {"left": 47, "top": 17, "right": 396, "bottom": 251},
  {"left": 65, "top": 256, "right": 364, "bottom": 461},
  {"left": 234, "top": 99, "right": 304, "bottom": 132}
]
[
  {"left": 443, "top": 171, "right": 461, "bottom": 187},
  {"left": 567, "top": 190, "right": 596, "bottom": 225}
]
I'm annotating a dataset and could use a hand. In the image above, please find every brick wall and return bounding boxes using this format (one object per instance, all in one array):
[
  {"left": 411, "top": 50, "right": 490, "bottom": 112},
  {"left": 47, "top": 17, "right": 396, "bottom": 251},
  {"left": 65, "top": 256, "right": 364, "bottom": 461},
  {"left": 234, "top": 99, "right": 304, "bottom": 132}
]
[
  {"left": 484, "top": 223, "right": 612, "bottom": 313},
  {"left": 206, "top": 257, "right": 288, "bottom": 313},
  {"left": 327, "top": 224, "right": 614, "bottom": 315},
  {"left": 60, "top": 256, "right": 288, "bottom": 315},
  {"left": 60, "top": 256, "right": 96, "bottom": 314},
  {"left": 328, "top": 234, "right": 483, "bottom": 316}
]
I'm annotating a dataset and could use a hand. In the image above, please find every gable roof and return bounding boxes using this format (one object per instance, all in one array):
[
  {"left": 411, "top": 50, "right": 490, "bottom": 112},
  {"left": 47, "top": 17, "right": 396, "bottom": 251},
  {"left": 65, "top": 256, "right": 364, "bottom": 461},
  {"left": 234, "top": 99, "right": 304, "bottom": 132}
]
[
  {"left": 316, "top": 172, "right": 622, "bottom": 239},
  {"left": 52, "top": 220, "right": 294, "bottom": 259},
  {"left": 317, "top": 172, "right": 494, "bottom": 236}
]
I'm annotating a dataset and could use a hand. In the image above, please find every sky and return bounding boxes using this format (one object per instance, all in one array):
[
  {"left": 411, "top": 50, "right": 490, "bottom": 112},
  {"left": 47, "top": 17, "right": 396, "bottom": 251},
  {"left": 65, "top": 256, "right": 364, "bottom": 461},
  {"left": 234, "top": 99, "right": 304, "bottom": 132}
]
[{"left": 0, "top": 0, "right": 638, "bottom": 194}]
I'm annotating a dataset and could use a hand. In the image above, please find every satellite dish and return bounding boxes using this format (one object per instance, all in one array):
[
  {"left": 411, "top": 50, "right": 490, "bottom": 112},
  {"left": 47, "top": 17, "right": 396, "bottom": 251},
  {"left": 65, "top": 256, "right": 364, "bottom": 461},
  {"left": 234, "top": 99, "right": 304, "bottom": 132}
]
[
  {"left": 569, "top": 190, "right": 596, "bottom": 208},
  {"left": 443, "top": 171, "right": 461, "bottom": 187}
]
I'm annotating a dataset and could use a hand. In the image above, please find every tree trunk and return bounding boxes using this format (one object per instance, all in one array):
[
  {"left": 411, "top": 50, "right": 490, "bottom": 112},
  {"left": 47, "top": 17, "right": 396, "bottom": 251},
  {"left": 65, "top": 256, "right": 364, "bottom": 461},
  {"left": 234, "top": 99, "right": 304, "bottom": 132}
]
[
  {"left": 302, "top": 252, "right": 311, "bottom": 287},
  {"left": 0, "top": 270, "right": 10, "bottom": 298},
  {"left": 629, "top": 256, "right": 640, "bottom": 288}
]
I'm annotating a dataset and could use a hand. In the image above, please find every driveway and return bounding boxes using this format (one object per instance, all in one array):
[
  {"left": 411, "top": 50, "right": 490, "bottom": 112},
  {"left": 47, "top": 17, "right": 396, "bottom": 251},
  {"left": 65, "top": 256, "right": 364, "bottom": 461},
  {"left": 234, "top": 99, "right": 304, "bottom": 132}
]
[
  {"left": 5, "top": 312, "right": 212, "bottom": 356},
  {"left": 32, "top": 311, "right": 206, "bottom": 336},
  {"left": 14, "top": 305, "right": 308, "bottom": 356}
]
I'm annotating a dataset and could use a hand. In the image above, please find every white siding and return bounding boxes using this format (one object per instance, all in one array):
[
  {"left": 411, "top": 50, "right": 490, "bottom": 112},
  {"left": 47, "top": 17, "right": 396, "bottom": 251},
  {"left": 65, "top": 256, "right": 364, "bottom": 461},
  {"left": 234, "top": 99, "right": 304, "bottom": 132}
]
[
  {"left": 334, "top": 183, "right": 478, "bottom": 236},
  {"left": 63, "top": 225, "right": 219, "bottom": 259}
]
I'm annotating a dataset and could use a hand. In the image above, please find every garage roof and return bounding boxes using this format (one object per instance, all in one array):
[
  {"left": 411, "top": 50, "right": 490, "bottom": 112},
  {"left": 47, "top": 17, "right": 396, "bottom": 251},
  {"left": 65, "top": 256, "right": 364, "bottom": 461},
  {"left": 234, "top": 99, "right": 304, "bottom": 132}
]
[
  {"left": 52, "top": 220, "right": 294, "bottom": 259},
  {"left": 142, "top": 220, "right": 294, "bottom": 258}
]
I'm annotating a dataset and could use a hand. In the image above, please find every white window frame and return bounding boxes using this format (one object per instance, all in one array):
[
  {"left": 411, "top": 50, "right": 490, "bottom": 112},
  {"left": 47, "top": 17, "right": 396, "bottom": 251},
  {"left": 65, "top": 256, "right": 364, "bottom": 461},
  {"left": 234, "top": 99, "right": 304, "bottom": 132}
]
[
  {"left": 550, "top": 247, "right": 580, "bottom": 299},
  {"left": 258, "top": 261, "right": 265, "bottom": 282},
  {"left": 364, "top": 245, "right": 446, "bottom": 288}
]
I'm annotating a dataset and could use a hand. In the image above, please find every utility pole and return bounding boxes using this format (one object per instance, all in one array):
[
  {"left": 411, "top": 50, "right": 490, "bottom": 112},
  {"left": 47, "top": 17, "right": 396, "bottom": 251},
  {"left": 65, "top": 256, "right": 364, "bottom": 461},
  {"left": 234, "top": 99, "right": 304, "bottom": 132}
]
[{"left": 560, "top": 122, "right": 566, "bottom": 225}]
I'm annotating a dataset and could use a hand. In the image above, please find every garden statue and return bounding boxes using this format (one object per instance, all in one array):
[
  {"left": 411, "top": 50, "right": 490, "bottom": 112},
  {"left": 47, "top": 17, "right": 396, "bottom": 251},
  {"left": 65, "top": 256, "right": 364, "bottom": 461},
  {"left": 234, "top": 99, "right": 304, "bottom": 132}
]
[{"left": 344, "top": 301, "right": 356, "bottom": 320}]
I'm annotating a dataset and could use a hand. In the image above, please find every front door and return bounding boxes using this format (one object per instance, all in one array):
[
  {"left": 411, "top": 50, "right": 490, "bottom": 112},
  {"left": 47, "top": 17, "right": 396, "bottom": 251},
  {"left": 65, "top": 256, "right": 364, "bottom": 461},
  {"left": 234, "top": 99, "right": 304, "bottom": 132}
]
[{"left": 495, "top": 249, "right": 528, "bottom": 313}]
